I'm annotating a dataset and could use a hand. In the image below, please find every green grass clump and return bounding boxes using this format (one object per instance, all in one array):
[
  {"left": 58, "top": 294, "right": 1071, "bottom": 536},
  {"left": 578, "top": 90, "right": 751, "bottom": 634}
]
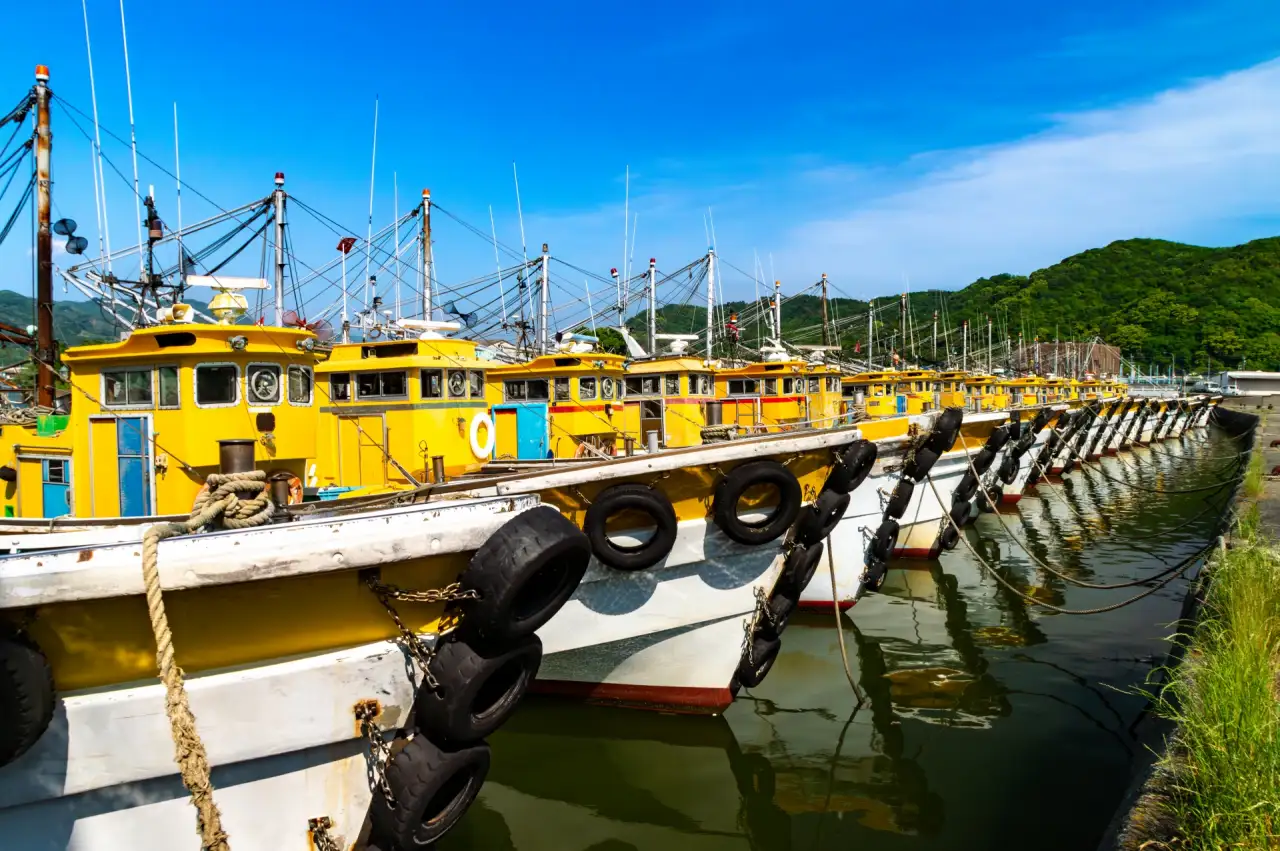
[
  {"left": 1244, "top": 445, "right": 1266, "bottom": 500},
  {"left": 1149, "top": 531, "right": 1280, "bottom": 849}
]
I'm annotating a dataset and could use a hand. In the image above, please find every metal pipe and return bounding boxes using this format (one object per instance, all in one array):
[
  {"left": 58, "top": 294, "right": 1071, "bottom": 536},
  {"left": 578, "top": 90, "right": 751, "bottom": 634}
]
[
  {"left": 431, "top": 455, "right": 446, "bottom": 484},
  {"left": 648, "top": 257, "right": 657, "bottom": 355},
  {"left": 539, "top": 243, "right": 550, "bottom": 354},
  {"left": 705, "top": 249, "right": 716, "bottom": 361},
  {"left": 33, "top": 66, "right": 55, "bottom": 409},
  {"left": 624, "top": 436, "right": 636, "bottom": 457},
  {"left": 421, "top": 189, "right": 432, "bottom": 320},
  {"left": 706, "top": 400, "right": 723, "bottom": 426},
  {"left": 219, "top": 439, "right": 256, "bottom": 474},
  {"left": 273, "top": 172, "right": 286, "bottom": 326}
]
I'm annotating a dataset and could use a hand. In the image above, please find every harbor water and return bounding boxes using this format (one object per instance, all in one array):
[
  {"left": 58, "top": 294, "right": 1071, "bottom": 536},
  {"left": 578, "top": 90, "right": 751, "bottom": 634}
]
[{"left": 438, "top": 427, "right": 1239, "bottom": 851}]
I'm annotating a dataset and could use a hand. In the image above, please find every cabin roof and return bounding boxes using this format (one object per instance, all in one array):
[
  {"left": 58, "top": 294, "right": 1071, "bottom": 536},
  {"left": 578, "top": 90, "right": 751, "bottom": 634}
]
[
  {"left": 62, "top": 323, "right": 316, "bottom": 364},
  {"left": 316, "top": 337, "right": 489, "bottom": 373}
]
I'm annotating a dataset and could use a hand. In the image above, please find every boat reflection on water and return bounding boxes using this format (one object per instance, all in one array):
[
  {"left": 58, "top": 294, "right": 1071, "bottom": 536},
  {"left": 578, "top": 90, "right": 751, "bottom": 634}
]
[{"left": 436, "top": 428, "right": 1231, "bottom": 851}]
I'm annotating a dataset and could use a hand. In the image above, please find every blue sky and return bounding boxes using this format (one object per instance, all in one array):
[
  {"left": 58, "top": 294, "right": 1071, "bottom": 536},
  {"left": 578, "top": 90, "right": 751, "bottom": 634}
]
[{"left": 2, "top": 0, "right": 1280, "bottom": 321}]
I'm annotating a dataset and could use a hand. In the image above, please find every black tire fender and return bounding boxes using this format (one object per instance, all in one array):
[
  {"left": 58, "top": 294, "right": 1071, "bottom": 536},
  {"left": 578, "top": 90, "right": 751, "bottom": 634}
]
[
  {"left": 713, "top": 460, "right": 803, "bottom": 546},
  {"left": 458, "top": 505, "right": 590, "bottom": 649},
  {"left": 415, "top": 635, "right": 542, "bottom": 745},
  {"left": 369, "top": 735, "right": 490, "bottom": 847},
  {"left": 583, "top": 483, "right": 679, "bottom": 571},
  {"left": 863, "top": 557, "right": 890, "bottom": 592},
  {"left": 824, "top": 440, "right": 877, "bottom": 495},
  {"left": 998, "top": 453, "right": 1019, "bottom": 485},
  {"left": 737, "top": 635, "right": 782, "bottom": 688},
  {"left": 883, "top": 478, "right": 914, "bottom": 520},
  {"left": 779, "top": 541, "right": 824, "bottom": 598},
  {"left": 953, "top": 469, "right": 979, "bottom": 504},
  {"left": 949, "top": 499, "right": 973, "bottom": 529},
  {"left": 971, "top": 446, "right": 998, "bottom": 475},
  {"left": 939, "top": 524, "right": 961, "bottom": 551},
  {"left": 1031, "top": 409, "right": 1052, "bottom": 433},
  {"left": 924, "top": 408, "right": 964, "bottom": 454},
  {"left": 902, "top": 446, "right": 940, "bottom": 481},
  {"left": 983, "top": 426, "right": 1011, "bottom": 454},
  {"left": 794, "top": 489, "right": 850, "bottom": 546},
  {"left": 0, "top": 638, "right": 55, "bottom": 768},
  {"left": 869, "top": 518, "right": 900, "bottom": 562},
  {"left": 761, "top": 589, "right": 798, "bottom": 640}
]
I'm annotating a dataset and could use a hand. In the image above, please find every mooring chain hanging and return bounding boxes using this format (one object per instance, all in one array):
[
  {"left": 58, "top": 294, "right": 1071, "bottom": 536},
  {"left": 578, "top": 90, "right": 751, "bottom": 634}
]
[
  {"left": 362, "top": 575, "right": 477, "bottom": 690},
  {"left": 307, "top": 818, "right": 343, "bottom": 851},
  {"left": 355, "top": 702, "right": 398, "bottom": 806}
]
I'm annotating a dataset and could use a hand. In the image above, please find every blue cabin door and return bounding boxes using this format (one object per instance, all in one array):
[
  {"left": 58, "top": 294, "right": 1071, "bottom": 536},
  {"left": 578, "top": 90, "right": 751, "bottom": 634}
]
[
  {"left": 896, "top": 394, "right": 908, "bottom": 414},
  {"left": 116, "top": 416, "right": 152, "bottom": 517},
  {"left": 40, "top": 459, "right": 70, "bottom": 517},
  {"left": 515, "top": 403, "right": 549, "bottom": 459}
]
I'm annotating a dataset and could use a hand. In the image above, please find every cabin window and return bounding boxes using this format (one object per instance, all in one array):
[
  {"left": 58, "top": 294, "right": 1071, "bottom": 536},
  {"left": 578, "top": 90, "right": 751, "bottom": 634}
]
[
  {"left": 578, "top": 377, "right": 597, "bottom": 400},
  {"left": 158, "top": 366, "right": 180, "bottom": 408},
  {"left": 103, "top": 368, "right": 153, "bottom": 408},
  {"left": 195, "top": 364, "right": 239, "bottom": 407},
  {"left": 504, "top": 379, "right": 549, "bottom": 402},
  {"left": 625, "top": 376, "right": 660, "bottom": 397},
  {"left": 469, "top": 371, "right": 485, "bottom": 398},
  {"left": 808, "top": 377, "right": 820, "bottom": 393},
  {"left": 447, "top": 369, "right": 468, "bottom": 398},
  {"left": 43, "top": 458, "right": 67, "bottom": 485},
  {"left": 356, "top": 370, "right": 407, "bottom": 400},
  {"left": 554, "top": 377, "right": 570, "bottom": 401},
  {"left": 247, "top": 364, "right": 283, "bottom": 405},
  {"left": 601, "top": 377, "right": 615, "bottom": 400},
  {"left": 762, "top": 378, "right": 777, "bottom": 395},
  {"left": 727, "top": 379, "right": 758, "bottom": 396},
  {"left": 420, "top": 369, "right": 443, "bottom": 399},
  {"left": 781, "top": 378, "right": 795, "bottom": 394},
  {"left": 690, "top": 374, "right": 712, "bottom": 395},
  {"left": 288, "top": 365, "right": 313, "bottom": 405},
  {"left": 664, "top": 374, "right": 679, "bottom": 396},
  {"left": 330, "top": 373, "right": 351, "bottom": 402},
  {"left": 826, "top": 377, "right": 839, "bottom": 392}
]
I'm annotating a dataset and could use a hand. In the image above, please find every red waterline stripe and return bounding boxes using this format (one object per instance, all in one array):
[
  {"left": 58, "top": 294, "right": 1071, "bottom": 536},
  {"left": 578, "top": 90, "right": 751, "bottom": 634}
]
[
  {"left": 1000, "top": 493, "right": 1023, "bottom": 505},
  {"left": 798, "top": 600, "right": 855, "bottom": 611},
  {"left": 548, "top": 404, "right": 610, "bottom": 413},
  {"left": 530, "top": 680, "right": 734, "bottom": 714},
  {"left": 893, "top": 545, "right": 942, "bottom": 560}
]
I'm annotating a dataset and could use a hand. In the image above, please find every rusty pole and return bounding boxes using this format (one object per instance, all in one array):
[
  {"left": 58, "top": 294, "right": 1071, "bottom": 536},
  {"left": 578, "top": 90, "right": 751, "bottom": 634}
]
[
  {"left": 820, "top": 273, "right": 830, "bottom": 347},
  {"left": 33, "top": 66, "right": 55, "bottom": 409},
  {"left": 272, "top": 172, "right": 286, "bottom": 326}
]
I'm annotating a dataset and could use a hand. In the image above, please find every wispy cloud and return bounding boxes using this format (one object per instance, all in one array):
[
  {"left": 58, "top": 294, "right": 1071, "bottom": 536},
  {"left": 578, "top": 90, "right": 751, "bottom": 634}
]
[{"left": 775, "top": 57, "right": 1280, "bottom": 294}]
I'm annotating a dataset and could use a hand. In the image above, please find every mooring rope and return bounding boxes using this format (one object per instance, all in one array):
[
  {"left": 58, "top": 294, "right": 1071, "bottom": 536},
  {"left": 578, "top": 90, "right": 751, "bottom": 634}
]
[
  {"left": 140, "top": 469, "right": 274, "bottom": 851},
  {"left": 825, "top": 541, "right": 866, "bottom": 705},
  {"left": 926, "top": 475, "right": 1211, "bottom": 615}
]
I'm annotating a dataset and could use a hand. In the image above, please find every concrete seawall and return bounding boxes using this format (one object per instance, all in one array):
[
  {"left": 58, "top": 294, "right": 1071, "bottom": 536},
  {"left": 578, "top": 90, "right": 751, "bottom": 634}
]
[{"left": 1098, "top": 395, "right": 1271, "bottom": 850}]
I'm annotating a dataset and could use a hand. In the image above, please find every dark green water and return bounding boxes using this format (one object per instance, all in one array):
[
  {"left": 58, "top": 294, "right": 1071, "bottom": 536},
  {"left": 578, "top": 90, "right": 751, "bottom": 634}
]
[{"left": 440, "top": 427, "right": 1241, "bottom": 851}]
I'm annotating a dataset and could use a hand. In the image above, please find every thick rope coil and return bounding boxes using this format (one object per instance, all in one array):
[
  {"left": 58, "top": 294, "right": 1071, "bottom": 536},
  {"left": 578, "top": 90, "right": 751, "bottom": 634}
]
[{"left": 140, "top": 469, "right": 272, "bottom": 851}]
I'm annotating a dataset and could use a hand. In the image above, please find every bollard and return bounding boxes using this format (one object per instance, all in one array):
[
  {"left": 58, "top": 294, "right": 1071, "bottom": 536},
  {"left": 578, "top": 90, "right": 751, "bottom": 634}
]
[
  {"left": 269, "top": 472, "right": 293, "bottom": 519},
  {"left": 706, "top": 401, "right": 724, "bottom": 426},
  {"left": 219, "top": 439, "right": 255, "bottom": 474},
  {"left": 646, "top": 431, "right": 659, "bottom": 453},
  {"left": 624, "top": 436, "right": 636, "bottom": 457},
  {"left": 432, "top": 455, "right": 446, "bottom": 484}
]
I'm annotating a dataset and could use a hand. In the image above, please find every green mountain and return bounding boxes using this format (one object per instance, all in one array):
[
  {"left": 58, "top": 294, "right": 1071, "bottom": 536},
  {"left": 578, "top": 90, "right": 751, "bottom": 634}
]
[{"left": 632, "top": 237, "right": 1280, "bottom": 371}]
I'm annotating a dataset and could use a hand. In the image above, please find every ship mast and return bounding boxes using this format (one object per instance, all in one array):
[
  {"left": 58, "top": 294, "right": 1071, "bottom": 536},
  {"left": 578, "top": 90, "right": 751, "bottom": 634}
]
[
  {"left": 272, "top": 172, "right": 286, "bottom": 326},
  {"left": 705, "top": 249, "right": 716, "bottom": 362},
  {"left": 421, "top": 189, "right": 433, "bottom": 320},
  {"left": 820, "top": 273, "right": 830, "bottom": 347},
  {"left": 33, "top": 65, "right": 56, "bottom": 409}
]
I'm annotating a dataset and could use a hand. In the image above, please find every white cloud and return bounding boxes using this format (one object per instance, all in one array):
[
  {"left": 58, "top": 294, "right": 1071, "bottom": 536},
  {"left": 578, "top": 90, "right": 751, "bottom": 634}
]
[{"left": 774, "top": 58, "right": 1280, "bottom": 294}]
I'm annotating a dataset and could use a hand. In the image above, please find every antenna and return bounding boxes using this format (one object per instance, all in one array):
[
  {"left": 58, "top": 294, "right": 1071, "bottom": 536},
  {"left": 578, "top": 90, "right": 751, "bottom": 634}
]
[
  {"left": 393, "top": 172, "right": 401, "bottom": 321},
  {"left": 620, "top": 165, "right": 628, "bottom": 325},
  {"left": 117, "top": 0, "right": 144, "bottom": 277},
  {"left": 488, "top": 206, "right": 508, "bottom": 323},
  {"left": 80, "top": 0, "right": 111, "bottom": 276},
  {"left": 172, "top": 103, "right": 185, "bottom": 294},
  {"left": 364, "top": 97, "right": 379, "bottom": 313},
  {"left": 513, "top": 162, "right": 530, "bottom": 326}
]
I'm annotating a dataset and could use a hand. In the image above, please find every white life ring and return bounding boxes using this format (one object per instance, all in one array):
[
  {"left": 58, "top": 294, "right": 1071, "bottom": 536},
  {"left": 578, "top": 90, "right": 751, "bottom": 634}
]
[{"left": 469, "top": 411, "right": 495, "bottom": 459}]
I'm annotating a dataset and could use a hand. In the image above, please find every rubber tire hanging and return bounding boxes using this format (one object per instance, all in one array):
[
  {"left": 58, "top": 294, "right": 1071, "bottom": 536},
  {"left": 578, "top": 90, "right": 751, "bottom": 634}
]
[
  {"left": 583, "top": 483, "right": 679, "bottom": 571},
  {"left": 414, "top": 635, "right": 542, "bottom": 745},
  {"left": 458, "top": 505, "right": 591, "bottom": 649},
  {"left": 0, "top": 638, "right": 54, "bottom": 768},
  {"left": 368, "top": 735, "right": 490, "bottom": 847},
  {"left": 713, "top": 460, "right": 802, "bottom": 546}
]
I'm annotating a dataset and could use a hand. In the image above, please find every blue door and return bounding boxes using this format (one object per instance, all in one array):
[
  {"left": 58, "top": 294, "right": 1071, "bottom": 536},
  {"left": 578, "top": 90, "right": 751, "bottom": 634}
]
[
  {"left": 896, "top": 394, "right": 908, "bottom": 414},
  {"left": 514, "top": 403, "right": 549, "bottom": 459},
  {"left": 117, "top": 416, "right": 151, "bottom": 517},
  {"left": 40, "top": 459, "right": 70, "bottom": 518}
]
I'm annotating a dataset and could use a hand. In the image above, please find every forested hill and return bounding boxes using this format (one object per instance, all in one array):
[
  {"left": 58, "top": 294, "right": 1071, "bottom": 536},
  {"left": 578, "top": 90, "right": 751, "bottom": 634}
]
[{"left": 636, "top": 237, "right": 1280, "bottom": 371}]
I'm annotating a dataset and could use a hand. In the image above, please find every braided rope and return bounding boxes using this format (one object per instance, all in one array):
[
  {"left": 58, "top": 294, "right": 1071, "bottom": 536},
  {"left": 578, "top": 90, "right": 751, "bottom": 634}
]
[{"left": 141, "top": 469, "right": 274, "bottom": 851}]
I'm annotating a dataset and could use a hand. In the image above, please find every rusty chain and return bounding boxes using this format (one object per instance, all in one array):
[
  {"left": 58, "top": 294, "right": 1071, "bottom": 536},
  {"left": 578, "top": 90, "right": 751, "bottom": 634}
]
[
  {"left": 362, "top": 575, "right": 478, "bottom": 689},
  {"left": 307, "top": 817, "right": 343, "bottom": 851},
  {"left": 355, "top": 702, "right": 398, "bottom": 807}
]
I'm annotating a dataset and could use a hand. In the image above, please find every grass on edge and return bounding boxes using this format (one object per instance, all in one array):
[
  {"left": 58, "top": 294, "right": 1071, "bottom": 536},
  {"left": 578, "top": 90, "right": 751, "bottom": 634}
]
[{"left": 1147, "top": 532, "right": 1280, "bottom": 849}]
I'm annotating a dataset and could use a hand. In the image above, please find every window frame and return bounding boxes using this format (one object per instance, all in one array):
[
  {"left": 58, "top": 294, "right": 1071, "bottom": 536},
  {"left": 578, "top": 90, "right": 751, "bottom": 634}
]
[
  {"left": 554, "top": 377, "right": 570, "bottom": 401},
  {"left": 421, "top": 369, "right": 443, "bottom": 399},
  {"left": 156, "top": 364, "right": 181, "bottom": 410},
  {"left": 355, "top": 369, "right": 409, "bottom": 401},
  {"left": 469, "top": 370, "right": 485, "bottom": 399},
  {"left": 287, "top": 364, "right": 314, "bottom": 406},
  {"left": 101, "top": 366, "right": 155, "bottom": 410},
  {"left": 762, "top": 377, "right": 777, "bottom": 395},
  {"left": 446, "top": 368, "right": 469, "bottom": 399},
  {"left": 329, "top": 372, "right": 352, "bottom": 403},
  {"left": 193, "top": 362, "right": 241, "bottom": 409},
  {"left": 245, "top": 361, "right": 285, "bottom": 407},
  {"left": 578, "top": 376, "right": 597, "bottom": 400},
  {"left": 601, "top": 376, "right": 615, "bottom": 400},
  {"left": 664, "top": 374, "right": 680, "bottom": 396},
  {"left": 690, "top": 373, "right": 713, "bottom": 396},
  {"left": 727, "top": 378, "right": 759, "bottom": 396}
]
